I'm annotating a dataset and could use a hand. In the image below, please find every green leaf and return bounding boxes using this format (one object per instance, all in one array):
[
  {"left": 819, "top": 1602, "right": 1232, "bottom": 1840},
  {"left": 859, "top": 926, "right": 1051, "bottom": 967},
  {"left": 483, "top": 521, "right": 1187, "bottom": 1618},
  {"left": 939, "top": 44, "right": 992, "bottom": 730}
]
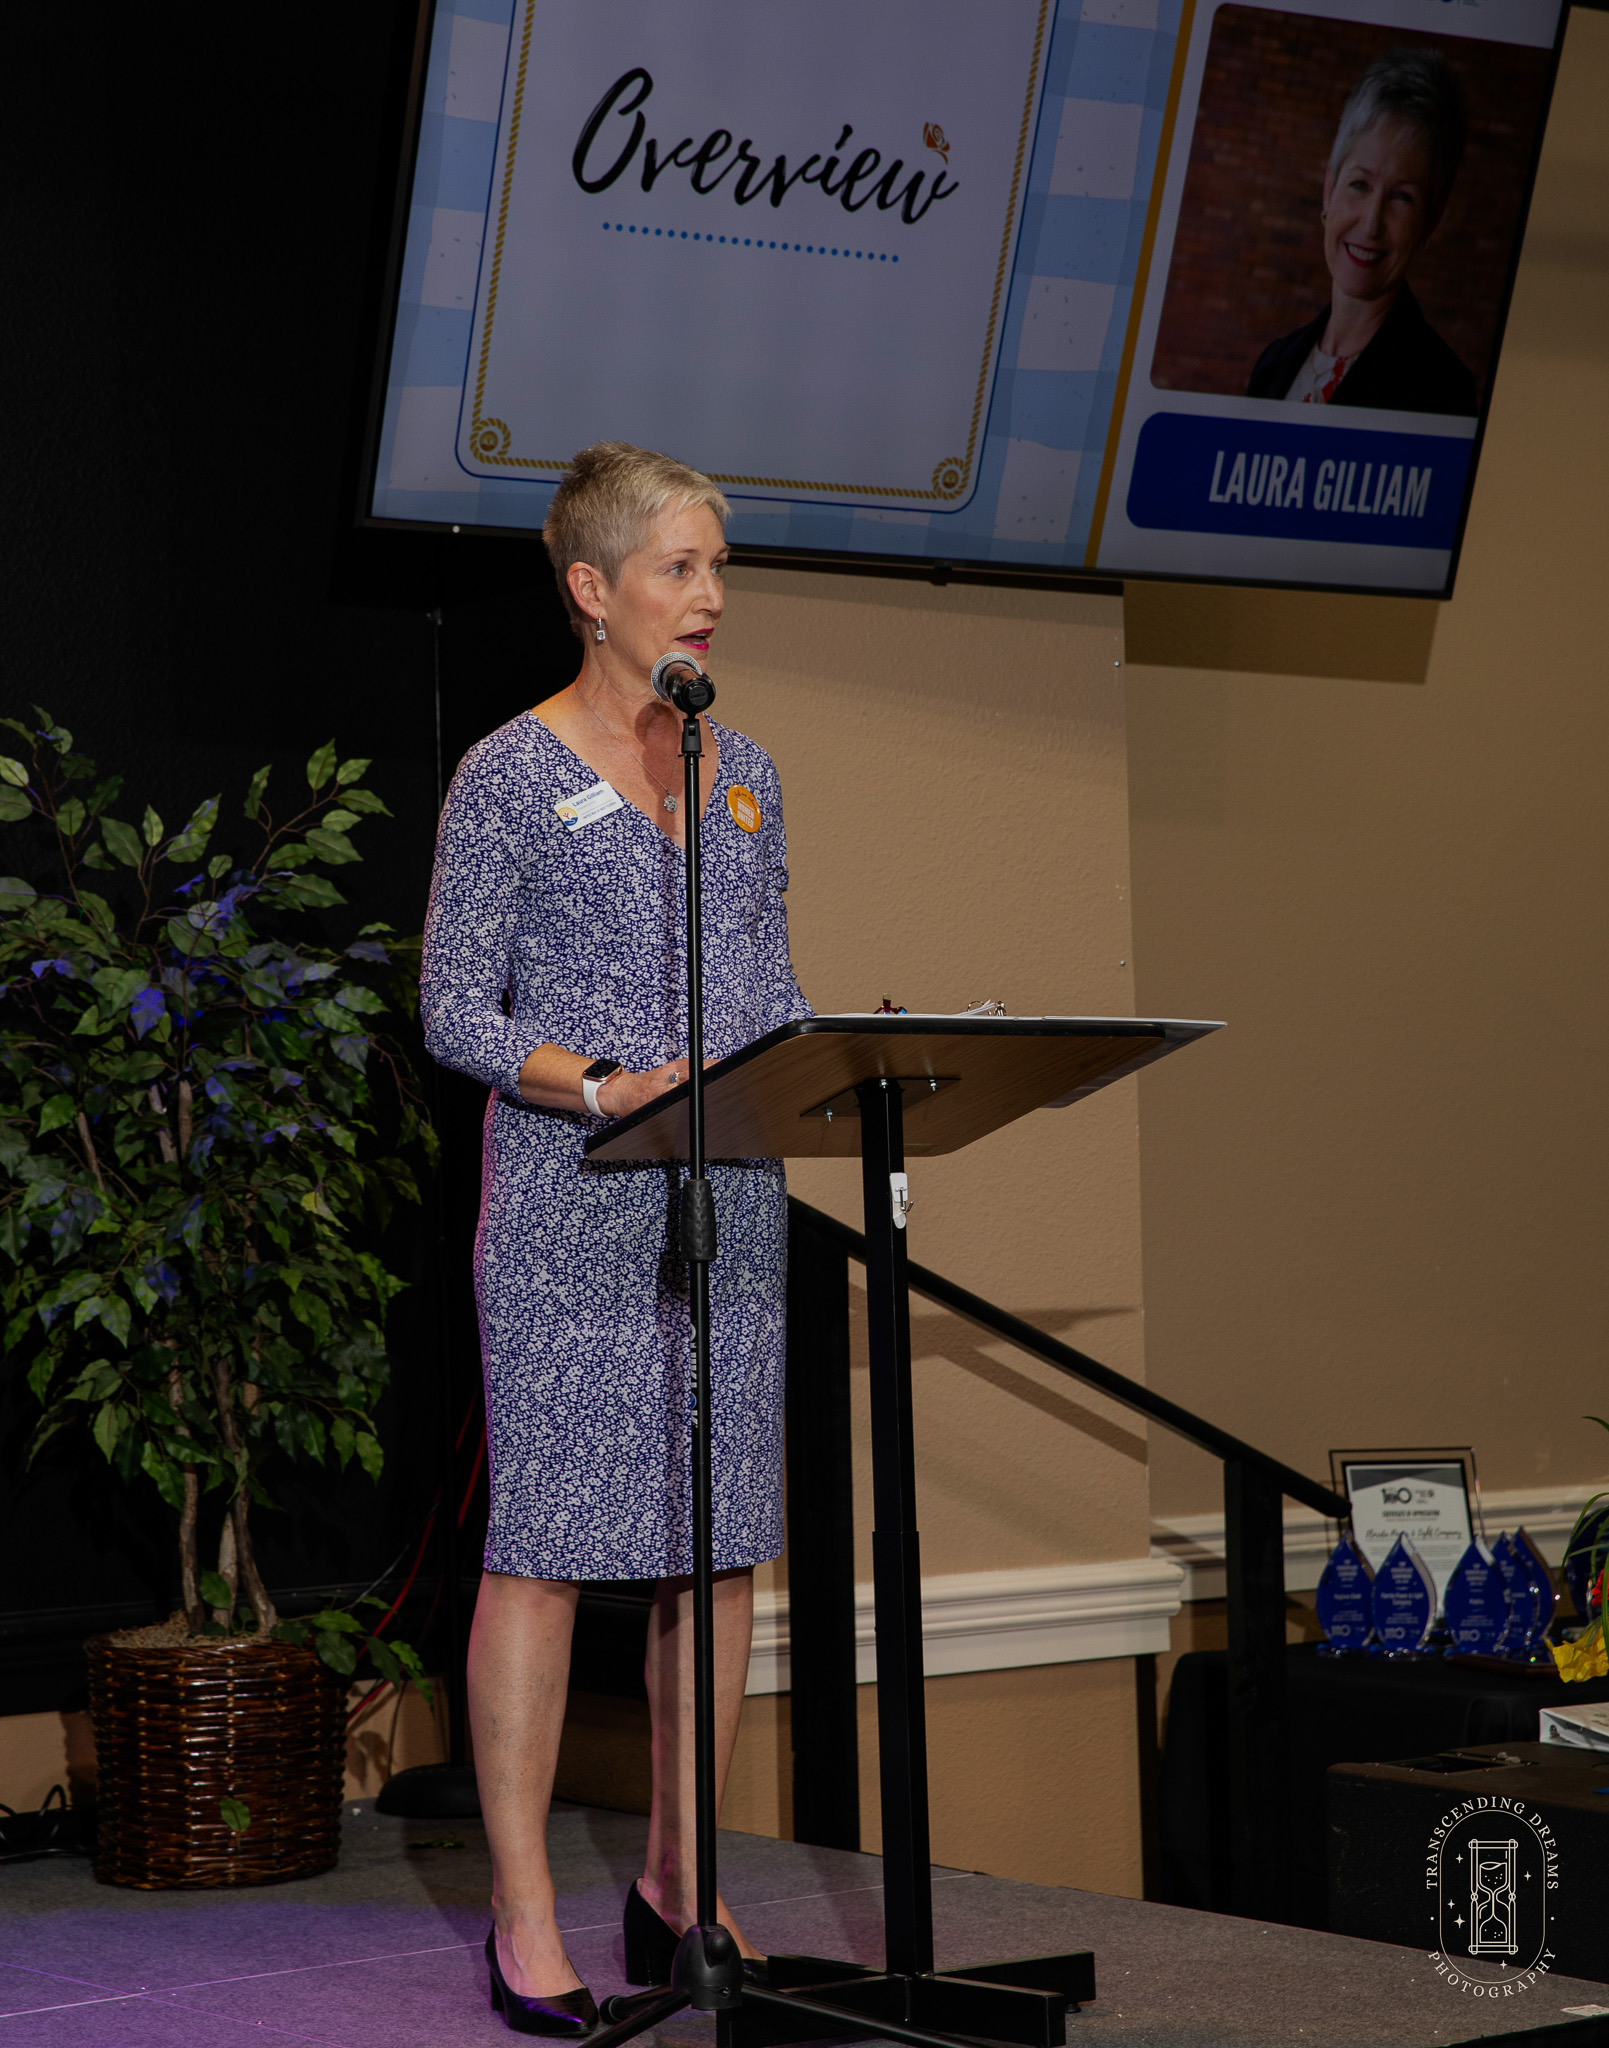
[
  {"left": 287, "top": 1290, "right": 332, "bottom": 1345},
  {"left": 0, "top": 876, "right": 37, "bottom": 912},
  {"left": 57, "top": 798, "right": 86, "bottom": 836},
  {"left": 97, "top": 1294, "right": 131, "bottom": 1347},
  {"left": 141, "top": 805, "right": 164, "bottom": 848},
  {"left": 272, "top": 1616, "right": 311, "bottom": 1647},
  {"left": 0, "top": 756, "right": 29, "bottom": 789},
  {"left": 315, "top": 1630, "right": 357, "bottom": 1677},
  {"left": 167, "top": 918, "right": 215, "bottom": 957},
  {"left": 391, "top": 1641, "right": 433, "bottom": 1707},
  {"left": 0, "top": 788, "right": 33, "bottom": 823},
  {"left": 165, "top": 796, "right": 220, "bottom": 862},
  {"left": 219, "top": 1794, "right": 251, "bottom": 1834},
  {"left": 141, "top": 1439, "right": 186, "bottom": 1511},
  {"left": 199, "top": 1569, "right": 233, "bottom": 1608},
  {"left": 102, "top": 817, "right": 144, "bottom": 867},
  {"left": 92, "top": 965, "right": 148, "bottom": 1011},
  {"left": 306, "top": 741, "right": 337, "bottom": 794},
  {"left": 37, "top": 1095, "right": 76, "bottom": 1134},
  {"left": 81, "top": 841, "right": 112, "bottom": 869},
  {"left": 92, "top": 1402, "right": 128, "bottom": 1460},
  {"left": 335, "top": 757, "right": 371, "bottom": 786},
  {"left": 86, "top": 773, "right": 124, "bottom": 818},
  {"left": 334, "top": 985, "right": 386, "bottom": 1015},
  {"left": 243, "top": 764, "right": 272, "bottom": 821},
  {"left": 355, "top": 1431, "right": 383, "bottom": 1481},
  {"left": 302, "top": 827, "right": 360, "bottom": 866},
  {"left": 305, "top": 1608, "right": 363, "bottom": 1634},
  {"left": 367, "top": 1637, "right": 403, "bottom": 1685},
  {"left": 274, "top": 874, "right": 346, "bottom": 909},
  {"left": 71, "top": 1006, "right": 107, "bottom": 1037},
  {"left": 335, "top": 788, "right": 391, "bottom": 817},
  {"left": 79, "top": 892, "right": 116, "bottom": 938}
]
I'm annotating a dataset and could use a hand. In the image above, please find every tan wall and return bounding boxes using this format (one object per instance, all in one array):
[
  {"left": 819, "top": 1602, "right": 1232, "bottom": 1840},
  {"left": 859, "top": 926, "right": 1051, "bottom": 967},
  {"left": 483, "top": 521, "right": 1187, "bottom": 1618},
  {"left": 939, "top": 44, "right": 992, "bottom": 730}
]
[
  {"left": 561, "top": 1664, "right": 1144, "bottom": 1899},
  {"left": 715, "top": 574, "right": 1151, "bottom": 1586},
  {"left": 1125, "top": 6, "right": 1609, "bottom": 1520},
  {"left": 686, "top": 565, "right": 1154, "bottom": 1891}
]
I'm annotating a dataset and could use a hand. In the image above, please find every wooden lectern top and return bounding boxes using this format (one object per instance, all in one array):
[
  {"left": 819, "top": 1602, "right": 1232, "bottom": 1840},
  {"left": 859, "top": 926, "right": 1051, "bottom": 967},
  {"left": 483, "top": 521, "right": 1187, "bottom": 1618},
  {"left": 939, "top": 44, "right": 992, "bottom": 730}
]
[{"left": 585, "top": 1014, "right": 1223, "bottom": 1163}]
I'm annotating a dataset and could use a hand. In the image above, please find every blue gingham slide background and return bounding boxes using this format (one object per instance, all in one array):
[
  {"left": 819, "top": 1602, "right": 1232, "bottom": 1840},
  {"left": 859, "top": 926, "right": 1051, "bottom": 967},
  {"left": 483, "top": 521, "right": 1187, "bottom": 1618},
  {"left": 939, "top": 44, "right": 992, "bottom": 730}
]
[{"left": 370, "top": 0, "right": 1184, "bottom": 567}]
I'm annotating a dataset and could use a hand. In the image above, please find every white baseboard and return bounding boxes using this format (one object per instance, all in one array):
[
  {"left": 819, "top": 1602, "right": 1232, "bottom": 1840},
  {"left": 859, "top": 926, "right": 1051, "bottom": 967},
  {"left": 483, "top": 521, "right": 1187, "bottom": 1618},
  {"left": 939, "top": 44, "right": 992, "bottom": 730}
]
[
  {"left": 745, "top": 1556, "right": 1187, "bottom": 1697},
  {"left": 744, "top": 1483, "right": 1604, "bottom": 1696},
  {"left": 1150, "top": 1480, "right": 1607, "bottom": 1603}
]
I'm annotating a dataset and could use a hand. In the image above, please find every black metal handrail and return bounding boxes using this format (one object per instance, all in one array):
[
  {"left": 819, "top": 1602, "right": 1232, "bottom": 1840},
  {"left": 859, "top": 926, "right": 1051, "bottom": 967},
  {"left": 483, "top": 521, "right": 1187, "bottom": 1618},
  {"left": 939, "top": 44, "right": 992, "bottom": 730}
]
[
  {"left": 792, "top": 1200, "right": 1344, "bottom": 1521},
  {"left": 783, "top": 1196, "right": 1342, "bottom": 1923}
]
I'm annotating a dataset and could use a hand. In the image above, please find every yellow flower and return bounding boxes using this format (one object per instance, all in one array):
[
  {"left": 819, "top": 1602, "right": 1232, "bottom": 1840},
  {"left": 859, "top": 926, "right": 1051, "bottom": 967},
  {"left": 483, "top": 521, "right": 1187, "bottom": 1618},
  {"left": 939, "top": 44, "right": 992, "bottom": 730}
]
[{"left": 1552, "top": 1629, "right": 1609, "bottom": 1682}]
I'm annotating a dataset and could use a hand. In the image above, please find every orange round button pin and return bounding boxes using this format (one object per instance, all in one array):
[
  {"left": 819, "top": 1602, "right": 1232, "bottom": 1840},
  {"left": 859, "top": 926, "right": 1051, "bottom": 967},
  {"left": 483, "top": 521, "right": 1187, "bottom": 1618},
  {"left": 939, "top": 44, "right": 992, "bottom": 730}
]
[{"left": 726, "top": 785, "right": 761, "bottom": 833}]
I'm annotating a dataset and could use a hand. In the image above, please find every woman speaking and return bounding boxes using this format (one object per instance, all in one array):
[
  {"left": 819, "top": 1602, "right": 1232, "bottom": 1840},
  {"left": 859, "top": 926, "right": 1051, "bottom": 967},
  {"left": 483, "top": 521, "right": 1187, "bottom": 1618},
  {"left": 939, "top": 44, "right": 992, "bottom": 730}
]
[{"left": 421, "top": 443, "right": 811, "bottom": 2036}]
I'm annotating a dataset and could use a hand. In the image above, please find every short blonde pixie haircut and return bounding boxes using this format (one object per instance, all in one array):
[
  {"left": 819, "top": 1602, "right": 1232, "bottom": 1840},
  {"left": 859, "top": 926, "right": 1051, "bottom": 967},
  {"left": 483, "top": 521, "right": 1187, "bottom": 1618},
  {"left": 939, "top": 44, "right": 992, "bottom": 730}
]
[{"left": 543, "top": 442, "right": 731, "bottom": 641}]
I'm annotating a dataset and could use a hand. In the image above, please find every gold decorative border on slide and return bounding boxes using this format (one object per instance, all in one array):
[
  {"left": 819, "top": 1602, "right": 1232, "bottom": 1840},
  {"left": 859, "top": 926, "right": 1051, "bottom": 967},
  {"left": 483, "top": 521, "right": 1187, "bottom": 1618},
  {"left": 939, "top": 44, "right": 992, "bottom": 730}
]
[
  {"left": 465, "top": 0, "right": 1053, "bottom": 505},
  {"left": 1081, "top": 0, "right": 1198, "bottom": 567}
]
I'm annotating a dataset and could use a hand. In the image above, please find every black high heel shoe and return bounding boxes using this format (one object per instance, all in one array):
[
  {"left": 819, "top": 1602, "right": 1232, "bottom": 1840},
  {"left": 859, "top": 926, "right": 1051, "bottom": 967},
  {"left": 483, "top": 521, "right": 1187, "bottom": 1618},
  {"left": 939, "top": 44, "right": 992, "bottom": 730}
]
[
  {"left": 622, "top": 1882, "right": 769, "bottom": 1989},
  {"left": 486, "top": 1929, "right": 598, "bottom": 2037}
]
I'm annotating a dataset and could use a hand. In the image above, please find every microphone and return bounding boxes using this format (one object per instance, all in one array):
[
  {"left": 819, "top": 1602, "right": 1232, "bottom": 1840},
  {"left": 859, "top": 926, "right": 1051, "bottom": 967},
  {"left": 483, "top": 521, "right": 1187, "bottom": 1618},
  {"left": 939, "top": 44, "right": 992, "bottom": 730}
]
[{"left": 651, "top": 652, "right": 717, "bottom": 715}]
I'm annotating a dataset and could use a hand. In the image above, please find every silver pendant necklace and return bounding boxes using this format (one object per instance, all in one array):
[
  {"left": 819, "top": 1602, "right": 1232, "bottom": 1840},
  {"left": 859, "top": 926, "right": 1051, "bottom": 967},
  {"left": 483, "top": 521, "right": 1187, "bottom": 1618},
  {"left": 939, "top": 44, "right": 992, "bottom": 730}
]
[{"left": 583, "top": 697, "right": 679, "bottom": 812}]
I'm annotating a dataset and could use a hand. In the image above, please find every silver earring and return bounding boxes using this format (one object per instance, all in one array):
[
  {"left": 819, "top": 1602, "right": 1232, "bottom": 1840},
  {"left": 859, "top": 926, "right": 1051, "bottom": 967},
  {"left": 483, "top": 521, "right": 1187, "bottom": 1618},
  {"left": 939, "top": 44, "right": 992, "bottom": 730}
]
[{"left": 594, "top": 617, "right": 606, "bottom": 644}]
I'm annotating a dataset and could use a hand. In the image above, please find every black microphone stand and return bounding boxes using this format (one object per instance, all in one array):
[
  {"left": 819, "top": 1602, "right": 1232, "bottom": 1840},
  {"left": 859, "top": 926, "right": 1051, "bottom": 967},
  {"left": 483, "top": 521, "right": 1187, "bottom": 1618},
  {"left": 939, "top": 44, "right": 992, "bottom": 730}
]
[
  {"left": 589, "top": 668, "right": 745, "bottom": 2044},
  {"left": 587, "top": 663, "right": 1087, "bottom": 2048}
]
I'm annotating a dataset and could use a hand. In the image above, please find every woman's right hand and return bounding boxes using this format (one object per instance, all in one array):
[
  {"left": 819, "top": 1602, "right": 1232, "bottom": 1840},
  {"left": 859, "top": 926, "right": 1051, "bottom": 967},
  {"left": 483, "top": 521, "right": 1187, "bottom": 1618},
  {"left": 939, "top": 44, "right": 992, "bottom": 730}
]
[{"left": 594, "top": 1062, "right": 687, "bottom": 1119}]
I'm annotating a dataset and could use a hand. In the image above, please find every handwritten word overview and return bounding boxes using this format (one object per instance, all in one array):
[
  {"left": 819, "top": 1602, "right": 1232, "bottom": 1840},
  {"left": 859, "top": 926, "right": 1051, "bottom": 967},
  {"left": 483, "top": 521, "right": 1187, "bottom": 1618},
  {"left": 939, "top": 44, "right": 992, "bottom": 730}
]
[{"left": 575, "top": 70, "right": 960, "bottom": 225}]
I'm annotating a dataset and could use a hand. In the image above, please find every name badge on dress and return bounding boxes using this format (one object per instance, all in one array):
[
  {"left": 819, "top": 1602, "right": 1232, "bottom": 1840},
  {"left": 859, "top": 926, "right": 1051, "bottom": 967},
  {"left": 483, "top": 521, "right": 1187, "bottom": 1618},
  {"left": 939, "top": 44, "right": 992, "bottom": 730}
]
[{"left": 555, "top": 781, "right": 625, "bottom": 832}]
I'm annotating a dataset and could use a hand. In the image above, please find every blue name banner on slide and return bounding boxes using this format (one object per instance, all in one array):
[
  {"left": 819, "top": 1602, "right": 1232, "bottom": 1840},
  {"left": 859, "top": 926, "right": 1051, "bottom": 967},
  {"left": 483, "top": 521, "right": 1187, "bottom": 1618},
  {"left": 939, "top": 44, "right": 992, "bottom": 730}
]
[{"left": 1125, "top": 413, "right": 1472, "bottom": 552}]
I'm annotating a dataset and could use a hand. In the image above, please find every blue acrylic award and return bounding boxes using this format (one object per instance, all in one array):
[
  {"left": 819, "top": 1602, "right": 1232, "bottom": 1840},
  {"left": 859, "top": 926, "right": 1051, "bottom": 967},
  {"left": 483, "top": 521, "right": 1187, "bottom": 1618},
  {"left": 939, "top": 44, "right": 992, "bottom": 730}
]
[
  {"left": 1316, "top": 1535, "right": 1375, "bottom": 1654},
  {"left": 1488, "top": 1530, "right": 1553, "bottom": 1661},
  {"left": 1443, "top": 1540, "right": 1507, "bottom": 1657},
  {"left": 1508, "top": 1525, "right": 1555, "bottom": 1660},
  {"left": 1488, "top": 1532, "right": 1526, "bottom": 1659},
  {"left": 1370, "top": 1534, "right": 1436, "bottom": 1657}
]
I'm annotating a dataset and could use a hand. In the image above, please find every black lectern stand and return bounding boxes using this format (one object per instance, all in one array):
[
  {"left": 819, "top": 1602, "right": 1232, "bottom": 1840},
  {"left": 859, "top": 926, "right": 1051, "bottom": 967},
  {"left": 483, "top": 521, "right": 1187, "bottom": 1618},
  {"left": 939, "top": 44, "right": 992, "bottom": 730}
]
[{"left": 589, "top": 1014, "right": 1218, "bottom": 2048}]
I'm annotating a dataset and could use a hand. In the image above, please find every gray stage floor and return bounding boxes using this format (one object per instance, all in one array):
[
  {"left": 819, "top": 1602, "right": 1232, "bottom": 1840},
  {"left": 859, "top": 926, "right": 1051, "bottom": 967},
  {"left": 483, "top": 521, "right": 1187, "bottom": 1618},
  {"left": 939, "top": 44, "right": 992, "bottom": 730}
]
[{"left": 2, "top": 1802, "right": 1606, "bottom": 2047}]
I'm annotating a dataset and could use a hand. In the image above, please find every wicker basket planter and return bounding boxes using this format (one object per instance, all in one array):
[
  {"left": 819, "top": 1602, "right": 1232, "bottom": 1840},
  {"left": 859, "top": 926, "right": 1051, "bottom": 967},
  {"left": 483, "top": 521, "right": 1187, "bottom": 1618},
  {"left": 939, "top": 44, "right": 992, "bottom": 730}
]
[{"left": 86, "top": 1633, "right": 345, "bottom": 1889}]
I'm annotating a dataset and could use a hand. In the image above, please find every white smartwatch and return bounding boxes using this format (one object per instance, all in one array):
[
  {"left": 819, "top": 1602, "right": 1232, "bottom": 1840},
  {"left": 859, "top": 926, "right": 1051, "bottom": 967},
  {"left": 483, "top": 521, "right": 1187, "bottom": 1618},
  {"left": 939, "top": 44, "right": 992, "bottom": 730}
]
[{"left": 581, "top": 1057, "right": 621, "bottom": 1117}]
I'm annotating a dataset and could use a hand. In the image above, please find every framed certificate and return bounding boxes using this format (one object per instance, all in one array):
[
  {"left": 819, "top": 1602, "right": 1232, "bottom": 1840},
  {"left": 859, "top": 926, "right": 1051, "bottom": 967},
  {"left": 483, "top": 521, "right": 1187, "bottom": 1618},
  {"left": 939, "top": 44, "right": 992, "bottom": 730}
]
[{"left": 1330, "top": 1447, "right": 1479, "bottom": 1611}]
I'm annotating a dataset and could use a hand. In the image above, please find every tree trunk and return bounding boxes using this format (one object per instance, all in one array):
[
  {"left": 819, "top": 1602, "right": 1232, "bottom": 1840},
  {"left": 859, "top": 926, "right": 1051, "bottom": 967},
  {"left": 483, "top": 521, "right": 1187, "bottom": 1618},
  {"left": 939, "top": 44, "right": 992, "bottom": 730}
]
[
  {"left": 231, "top": 1491, "right": 277, "bottom": 1637},
  {"left": 210, "top": 1353, "right": 277, "bottom": 1636},
  {"left": 212, "top": 1515, "right": 238, "bottom": 1626},
  {"left": 168, "top": 1365, "right": 204, "bottom": 1631}
]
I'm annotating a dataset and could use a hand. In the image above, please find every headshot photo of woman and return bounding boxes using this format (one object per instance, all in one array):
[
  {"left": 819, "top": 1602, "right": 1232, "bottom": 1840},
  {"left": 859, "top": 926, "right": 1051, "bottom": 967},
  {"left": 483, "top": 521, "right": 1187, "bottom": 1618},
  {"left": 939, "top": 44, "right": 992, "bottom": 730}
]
[
  {"left": 1246, "top": 49, "right": 1479, "bottom": 416},
  {"left": 421, "top": 443, "right": 811, "bottom": 2036}
]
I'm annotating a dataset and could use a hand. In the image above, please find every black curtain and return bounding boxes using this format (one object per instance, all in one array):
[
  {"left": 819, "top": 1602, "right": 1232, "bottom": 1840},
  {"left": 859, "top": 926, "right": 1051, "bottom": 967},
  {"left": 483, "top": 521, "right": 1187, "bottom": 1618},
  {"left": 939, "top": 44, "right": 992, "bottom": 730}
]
[{"left": 0, "top": 2, "right": 577, "bottom": 1706}]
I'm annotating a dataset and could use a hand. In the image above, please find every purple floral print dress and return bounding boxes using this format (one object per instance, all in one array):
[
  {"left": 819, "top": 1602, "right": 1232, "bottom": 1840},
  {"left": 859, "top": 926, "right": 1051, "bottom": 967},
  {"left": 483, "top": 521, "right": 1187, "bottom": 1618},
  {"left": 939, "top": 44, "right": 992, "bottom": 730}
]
[{"left": 421, "top": 712, "right": 811, "bottom": 1579}]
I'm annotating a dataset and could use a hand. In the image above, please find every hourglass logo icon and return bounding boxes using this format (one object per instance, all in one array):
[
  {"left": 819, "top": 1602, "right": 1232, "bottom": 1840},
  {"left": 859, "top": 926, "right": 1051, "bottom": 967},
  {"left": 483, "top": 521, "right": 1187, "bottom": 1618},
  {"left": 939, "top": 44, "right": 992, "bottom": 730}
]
[
  {"left": 1428, "top": 1803, "right": 1556, "bottom": 1993},
  {"left": 1468, "top": 1840, "right": 1518, "bottom": 1956}
]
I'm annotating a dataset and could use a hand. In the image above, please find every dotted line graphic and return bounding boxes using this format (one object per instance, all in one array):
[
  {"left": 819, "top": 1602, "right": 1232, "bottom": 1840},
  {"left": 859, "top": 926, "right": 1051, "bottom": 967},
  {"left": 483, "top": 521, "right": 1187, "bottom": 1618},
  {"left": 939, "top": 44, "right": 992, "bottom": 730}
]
[{"left": 601, "top": 221, "right": 899, "bottom": 262}]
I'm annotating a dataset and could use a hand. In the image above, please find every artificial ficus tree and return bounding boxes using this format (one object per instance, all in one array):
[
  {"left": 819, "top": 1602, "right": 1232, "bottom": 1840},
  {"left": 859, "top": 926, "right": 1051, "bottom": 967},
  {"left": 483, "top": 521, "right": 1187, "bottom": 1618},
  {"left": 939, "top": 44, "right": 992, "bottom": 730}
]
[{"left": 0, "top": 709, "right": 435, "bottom": 1692}]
